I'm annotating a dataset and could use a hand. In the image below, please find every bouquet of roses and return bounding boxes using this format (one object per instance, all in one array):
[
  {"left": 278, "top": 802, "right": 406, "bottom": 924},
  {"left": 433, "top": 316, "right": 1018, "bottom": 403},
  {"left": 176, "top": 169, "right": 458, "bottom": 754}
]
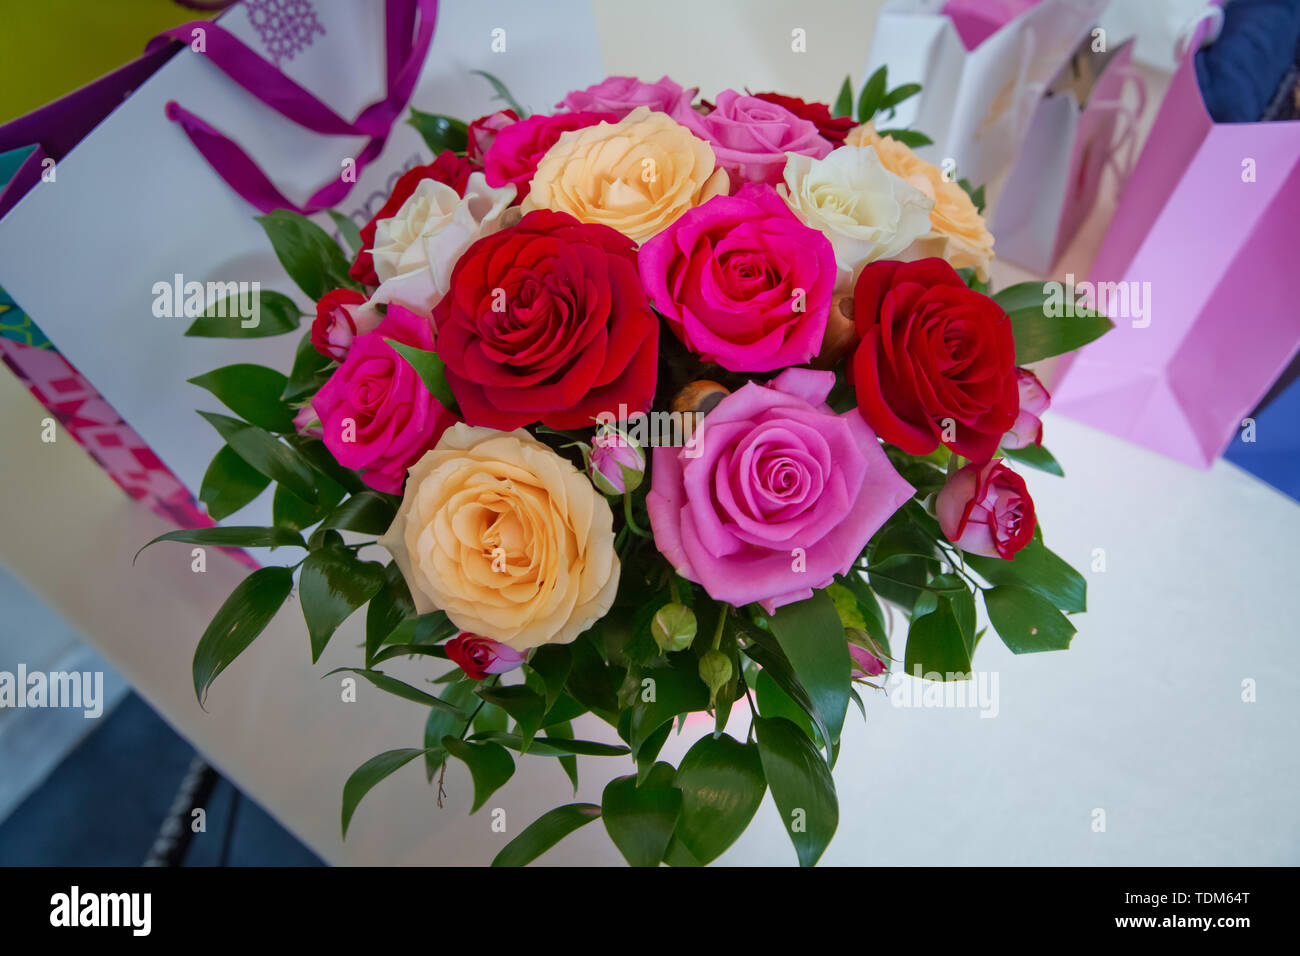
[{"left": 141, "top": 69, "right": 1112, "bottom": 866}]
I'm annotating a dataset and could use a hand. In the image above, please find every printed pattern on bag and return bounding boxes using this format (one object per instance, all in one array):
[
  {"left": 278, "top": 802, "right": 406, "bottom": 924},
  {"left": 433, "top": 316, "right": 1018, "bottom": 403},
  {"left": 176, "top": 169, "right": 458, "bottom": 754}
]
[{"left": 244, "top": 0, "right": 327, "bottom": 67}]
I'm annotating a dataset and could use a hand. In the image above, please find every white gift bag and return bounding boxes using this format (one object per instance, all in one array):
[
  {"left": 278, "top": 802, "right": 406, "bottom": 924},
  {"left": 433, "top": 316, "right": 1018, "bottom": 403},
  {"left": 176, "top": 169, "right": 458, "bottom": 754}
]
[
  {"left": 989, "top": 36, "right": 1145, "bottom": 273},
  {"left": 0, "top": 0, "right": 603, "bottom": 534},
  {"left": 862, "top": 0, "right": 1108, "bottom": 189}
]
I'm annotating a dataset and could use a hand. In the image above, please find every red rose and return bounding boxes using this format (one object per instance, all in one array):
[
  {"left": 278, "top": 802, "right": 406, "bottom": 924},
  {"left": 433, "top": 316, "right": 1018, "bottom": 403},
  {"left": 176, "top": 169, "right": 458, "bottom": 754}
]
[
  {"left": 751, "top": 92, "right": 857, "bottom": 147},
  {"left": 483, "top": 111, "right": 617, "bottom": 204},
  {"left": 466, "top": 109, "right": 519, "bottom": 163},
  {"left": 936, "top": 459, "right": 1035, "bottom": 559},
  {"left": 434, "top": 209, "right": 659, "bottom": 430},
  {"left": 850, "top": 258, "right": 1018, "bottom": 462},
  {"left": 310, "top": 287, "right": 379, "bottom": 361},
  {"left": 347, "top": 151, "right": 474, "bottom": 286}
]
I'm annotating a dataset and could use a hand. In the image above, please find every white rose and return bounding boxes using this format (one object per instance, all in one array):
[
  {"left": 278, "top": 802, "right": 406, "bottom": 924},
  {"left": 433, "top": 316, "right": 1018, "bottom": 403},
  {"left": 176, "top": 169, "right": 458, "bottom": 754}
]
[
  {"left": 367, "top": 172, "right": 516, "bottom": 318},
  {"left": 778, "top": 146, "right": 934, "bottom": 290}
]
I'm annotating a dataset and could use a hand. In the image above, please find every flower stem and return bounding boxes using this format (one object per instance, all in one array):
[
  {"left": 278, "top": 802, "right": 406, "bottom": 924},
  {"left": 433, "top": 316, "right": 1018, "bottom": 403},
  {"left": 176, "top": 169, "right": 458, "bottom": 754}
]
[
  {"left": 623, "top": 492, "right": 651, "bottom": 538},
  {"left": 711, "top": 603, "right": 728, "bottom": 650}
]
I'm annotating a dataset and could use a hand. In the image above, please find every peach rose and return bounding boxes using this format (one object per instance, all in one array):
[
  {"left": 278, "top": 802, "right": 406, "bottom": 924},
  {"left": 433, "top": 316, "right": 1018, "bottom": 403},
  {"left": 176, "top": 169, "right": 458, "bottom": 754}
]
[
  {"left": 521, "top": 106, "right": 729, "bottom": 244},
  {"left": 379, "top": 424, "right": 619, "bottom": 651},
  {"left": 846, "top": 122, "right": 995, "bottom": 281}
]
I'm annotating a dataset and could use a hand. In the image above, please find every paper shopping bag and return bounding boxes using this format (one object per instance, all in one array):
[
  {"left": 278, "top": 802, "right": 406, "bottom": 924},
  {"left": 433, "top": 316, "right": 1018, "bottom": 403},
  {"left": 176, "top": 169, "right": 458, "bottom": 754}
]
[
  {"left": 1050, "top": 10, "right": 1300, "bottom": 469},
  {"left": 990, "top": 37, "right": 1144, "bottom": 273},
  {"left": 0, "top": 0, "right": 604, "bottom": 534},
  {"left": 862, "top": 0, "right": 1108, "bottom": 189}
]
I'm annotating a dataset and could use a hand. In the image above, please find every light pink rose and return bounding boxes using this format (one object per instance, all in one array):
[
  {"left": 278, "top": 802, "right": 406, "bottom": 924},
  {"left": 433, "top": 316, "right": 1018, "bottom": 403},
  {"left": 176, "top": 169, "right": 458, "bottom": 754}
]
[
  {"left": 680, "top": 90, "right": 832, "bottom": 188},
  {"left": 936, "top": 459, "right": 1036, "bottom": 560},
  {"left": 556, "top": 75, "right": 697, "bottom": 120},
  {"left": 1001, "top": 368, "right": 1051, "bottom": 450}
]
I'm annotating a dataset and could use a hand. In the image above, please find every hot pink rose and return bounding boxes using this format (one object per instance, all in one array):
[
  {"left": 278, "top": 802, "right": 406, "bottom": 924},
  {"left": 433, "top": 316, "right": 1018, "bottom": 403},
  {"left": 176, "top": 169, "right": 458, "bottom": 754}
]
[
  {"left": 557, "top": 75, "right": 697, "bottom": 120},
  {"left": 483, "top": 111, "right": 617, "bottom": 202},
  {"left": 445, "top": 633, "right": 526, "bottom": 680},
  {"left": 639, "top": 184, "right": 834, "bottom": 372},
  {"left": 679, "top": 90, "right": 832, "bottom": 188},
  {"left": 849, "top": 642, "right": 887, "bottom": 679},
  {"left": 1001, "top": 368, "right": 1051, "bottom": 450},
  {"left": 647, "top": 368, "right": 914, "bottom": 613},
  {"left": 936, "top": 459, "right": 1036, "bottom": 559},
  {"left": 467, "top": 109, "right": 519, "bottom": 163},
  {"left": 311, "top": 288, "right": 381, "bottom": 361},
  {"left": 311, "top": 305, "right": 458, "bottom": 494}
]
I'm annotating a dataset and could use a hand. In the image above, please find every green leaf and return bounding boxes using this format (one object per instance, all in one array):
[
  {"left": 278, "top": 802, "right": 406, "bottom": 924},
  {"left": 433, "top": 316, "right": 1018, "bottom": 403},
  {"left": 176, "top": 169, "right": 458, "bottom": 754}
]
[
  {"left": 491, "top": 803, "right": 601, "bottom": 867},
  {"left": 192, "top": 567, "right": 293, "bottom": 705},
  {"left": 601, "top": 763, "right": 682, "bottom": 867},
  {"left": 299, "top": 547, "right": 387, "bottom": 661},
  {"left": 470, "top": 69, "right": 529, "bottom": 118},
  {"left": 904, "top": 589, "right": 972, "bottom": 678},
  {"left": 965, "top": 538, "right": 1086, "bottom": 613},
  {"left": 868, "top": 524, "right": 939, "bottom": 607},
  {"left": 880, "top": 82, "right": 922, "bottom": 111},
  {"left": 365, "top": 562, "right": 415, "bottom": 667},
  {"left": 341, "top": 748, "right": 427, "bottom": 838},
  {"left": 664, "top": 733, "right": 766, "bottom": 867},
  {"left": 189, "top": 364, "right": 296, "bottom": 433},
  {"left": 754, "top": 669, "right": 819, "bottom": 744},
  {"left": 754, "top": 717, "right": 839, "bottom": 867},
  {"left": 625, "top": 653, "right": 709, "bottom": 758},
  {"left": 834, "top": 572, "right": 890, "bottom": 653},
  {"left": 327, "top": 209, "right": 363, "bottom": 257},
  {"left": 877, "top": 127, "right": 933, "bottom": 148},
  {"left": 380, "top": 610, "right": 457, "bottom": 648},
  {"left": 282, "top": 332, "right": 333, "bottom": 403},
  {"left": 272, "top": 485, "right": 326, "bottom": 532},
  {"left": 328, "top": 668, "right": 466, "bottom": 715},
  {"left": 984, "top": 585, "right": 1077, "bottom": 653},
  {"left": 528, "top": 644, "right": 571, "bottom": 714},
  {"left": 857, "top": 65, "right": 888, "bottom": 123},
  {"left": 991, "top": 282, "right": 1115, "bottom": 364},
  {"left": 184, "top": 289, "right": 302, "bottom": 339},
  {"left": 136, "top": 525, "right": 304, "bottom": 563},
  {"left": 476, "top": 684, "right": 546, "bottom": 749},
  {"left": 387, "top": 340, "right": 458, "bottom": 412},
  {"left": 769, "top": 591, "right": 850, "bottom": 748},
  {"left": 368, "top": 643, "right": 448, "bottom": 665},
  {"left": 441, "top": 736, "right": 515, "bottom": 813},
  {"left": 199, "top": 445, "right": 271, "bottom": 520},
  {"left": 424, "top": 680, "right": 479, "bottom": 780},
  {"left": 832, "top": 75, "right": 854, "bottom": 117},
  {"left": 320, "top": 491, "right": 397, "bottom": 534},
  {"left": 739, "top": 624, "right": 831, "bottom": 757},
  {"left": 255, "top": 209, "right": 360, "bottom": 301},
  {"left": 288, "top": 434, "right": 366, "bottom": 496},
  {"left": 406, "top": 108, "right": 469, "bottom": 154},
  {"left": 1001, "top": 442, "right": 1064, "bottom": 476},
  {"left": 565, "top": 634, "right": 621, "bottom": 721},
  {"left": 198, "top": 411, "right": 318, "bottom": 504},
  {"left": 957, "top": 178, "right": 987, "bottom": 215},
  {"left": 468, "top": 732, "right": 629, "bottom": 758}
]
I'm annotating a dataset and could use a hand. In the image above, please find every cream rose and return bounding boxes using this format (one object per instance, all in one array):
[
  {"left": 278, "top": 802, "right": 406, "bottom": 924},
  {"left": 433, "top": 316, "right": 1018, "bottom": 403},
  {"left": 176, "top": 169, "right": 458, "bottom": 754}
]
[
  {"left": 521, "top": 106, "right": 729, "bottom": 244},
  {"left": 367, "top": 172, "right": 516, "bottom": 318},
  {"left": 778, "top": 146, "right": 934, "bottom": 290},
  {"left": 379, "top": 424, "right": 619, "bottom": 652},
  {"left": 847, "top": 122, "right": 995, "bottom": 281}
]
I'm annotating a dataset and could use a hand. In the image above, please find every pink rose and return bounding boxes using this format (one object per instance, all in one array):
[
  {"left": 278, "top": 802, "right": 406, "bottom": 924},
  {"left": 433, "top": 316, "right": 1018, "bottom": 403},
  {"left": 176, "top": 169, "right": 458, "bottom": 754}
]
[
  {"left": 936, "top": 459, "right": 1036, "bottom": 560},
  {"left": 445, "top": 633, "right": 526, "bottom": 680},
  {"left": 466, "top": 109, "right": 519, "bottom": 163},
  {"left": 1001, "top": 368, "right": 1051, "bottom": 450},
  {"left": 588, "top": 426, "right": 645, "bottom": 495},
  {"left": 680, "top": 90, "right": 832, "bottom": 188},
  {"left": 311, "top": 304, "right": 458, "bottom": 494},
  {"left": 639, "top": 184, "right": 834, "bottom": 372},
  {"left": 292, "top": 405, "right": 323, "bottom": 440},
  {"left": 311, "top": 288, "right": 382, "bottom": 361},
  {"left": 483, "top": 111, "right": 617, "bottom": 202},
  {"left": 647, "top": 368, "right": 914, "bottom": 613},
  {"left": 556, "top": 75, "right": 697, "bottom": 120}
]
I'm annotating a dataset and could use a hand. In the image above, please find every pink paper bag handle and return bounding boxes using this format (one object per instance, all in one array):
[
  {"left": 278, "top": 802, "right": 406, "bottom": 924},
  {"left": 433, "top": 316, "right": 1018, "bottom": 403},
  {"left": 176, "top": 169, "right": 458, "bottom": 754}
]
[{"left": 148, "top": 0, "right": 438, "bottom": 215}]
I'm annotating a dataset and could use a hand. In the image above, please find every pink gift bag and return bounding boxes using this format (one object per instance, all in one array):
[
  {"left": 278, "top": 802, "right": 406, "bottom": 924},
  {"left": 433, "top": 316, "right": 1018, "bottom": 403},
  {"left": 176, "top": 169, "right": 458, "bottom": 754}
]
[{"left": 1051, "top": 8, "right": 1300, "bottom": 468}]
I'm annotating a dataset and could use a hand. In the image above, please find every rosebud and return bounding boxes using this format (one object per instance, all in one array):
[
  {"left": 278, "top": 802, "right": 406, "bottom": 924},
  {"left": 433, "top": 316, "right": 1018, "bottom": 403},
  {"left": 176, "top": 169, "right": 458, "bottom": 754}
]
[
  {"left": 936, "top": 459, "right": 1035, "bottom": 559},
  {"left": 292, "top": 404, "right": 323, "bottom": 440},
  {"left": 1001, "top": 368, "right": 1051, "bottom": 450},
  {"left": 586, "top": 424, "right": 645, "bottom": 495},
  {"left": 310, "top": 287, "right": 383, "bottom": 361},
  {"left": 445, "top": 632, "right": 526, "bottom": 680},
  {"left": 466, "top": 108, "right": 520, "bottom": 163},
  {"left": 845, "top": 627, "right": 887, "bottom": 679},
  {"left": 698, "top": 648, "right": 732, "bottom": 708},
  {"left": 651, "top": 603, "right": 697, "bottom": 653}
]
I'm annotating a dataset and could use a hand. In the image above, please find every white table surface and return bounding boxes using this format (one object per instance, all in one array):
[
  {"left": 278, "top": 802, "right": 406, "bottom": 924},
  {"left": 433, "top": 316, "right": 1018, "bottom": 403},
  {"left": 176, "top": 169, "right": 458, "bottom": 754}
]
[{"left": 1, "top": 0, "right": 1297, "bottom": 865}]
